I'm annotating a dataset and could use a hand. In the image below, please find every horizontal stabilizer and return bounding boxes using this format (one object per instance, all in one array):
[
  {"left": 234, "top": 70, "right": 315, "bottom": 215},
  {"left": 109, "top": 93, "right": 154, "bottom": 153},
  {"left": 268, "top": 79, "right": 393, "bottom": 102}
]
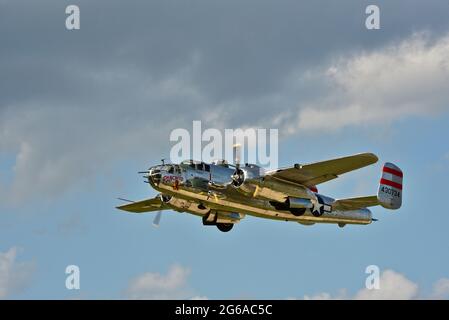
[{"left": 333, "top": 196, "right": 379, "bottom": 211}]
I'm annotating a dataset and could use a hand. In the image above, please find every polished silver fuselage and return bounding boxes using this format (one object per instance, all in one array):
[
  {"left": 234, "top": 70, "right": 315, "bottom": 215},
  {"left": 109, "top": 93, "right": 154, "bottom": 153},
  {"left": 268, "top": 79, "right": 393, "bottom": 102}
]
[{"left": 148, "top": 162, "right": 372, "bottom": 226}]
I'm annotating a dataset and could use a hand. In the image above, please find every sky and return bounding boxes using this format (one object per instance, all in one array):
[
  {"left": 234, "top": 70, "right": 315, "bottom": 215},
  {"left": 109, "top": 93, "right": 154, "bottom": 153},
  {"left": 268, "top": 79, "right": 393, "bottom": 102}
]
[{"left": 1, "top": 0, "right": 449, "bottom": 299}]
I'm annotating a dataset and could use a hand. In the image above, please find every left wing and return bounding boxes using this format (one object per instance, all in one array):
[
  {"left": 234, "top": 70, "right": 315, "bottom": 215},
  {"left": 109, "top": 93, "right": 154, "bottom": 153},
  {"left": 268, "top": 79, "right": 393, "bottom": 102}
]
[
  {"left": 265, "top": 153, "right": 378, "bottom": 187},
  {"left": 116, "top": 196, "right": 168, "bottom": 213},
  {"left": 332, "top": 196, "right": 379, "bottom": 211}
]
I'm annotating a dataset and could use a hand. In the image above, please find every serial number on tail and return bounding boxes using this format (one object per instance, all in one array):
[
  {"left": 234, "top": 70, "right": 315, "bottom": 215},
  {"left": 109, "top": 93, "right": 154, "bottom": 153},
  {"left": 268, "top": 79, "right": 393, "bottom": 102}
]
[{"left": 380, "top": 186, "right": 401, "bottom": 198}]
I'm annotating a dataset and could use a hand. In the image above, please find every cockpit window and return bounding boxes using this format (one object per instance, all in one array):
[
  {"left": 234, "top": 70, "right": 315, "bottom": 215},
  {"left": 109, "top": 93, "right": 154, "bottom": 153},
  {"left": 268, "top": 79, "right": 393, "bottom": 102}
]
[
  {"left": 212, "top": 159, "right": 229, "bottom": 167},
  {"left": 181, "top": 160, "right": 208, "bottom": 171}
]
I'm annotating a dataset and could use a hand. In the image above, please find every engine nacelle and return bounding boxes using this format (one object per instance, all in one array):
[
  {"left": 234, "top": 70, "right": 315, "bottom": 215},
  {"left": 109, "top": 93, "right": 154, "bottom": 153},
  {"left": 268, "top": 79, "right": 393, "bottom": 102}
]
[
  {"left": 231, "top": 164, "right": 263, "bottom": 185},
  {"left": 287, "top": 197, "right": 313, "bottom": 209},
  {"left": 162, "top": 195, "right": 210, "bottom": 215},
  {"left": 231, "top": 164, "right": 312, "bottom": 201},
  {"left": 269, "top": 196, "right": 313, "bottom": 216},
  {"left": 231, "top": 164, "right": 265, "bottom": 195}
]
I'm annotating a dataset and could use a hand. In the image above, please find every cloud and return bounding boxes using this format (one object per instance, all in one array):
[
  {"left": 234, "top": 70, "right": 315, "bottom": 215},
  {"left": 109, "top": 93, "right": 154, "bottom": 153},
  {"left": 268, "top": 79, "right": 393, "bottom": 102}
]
[
  {"left": 292, "top": 32, "right": 449, "bottom": 133},
  {"left": 354, "top": 270, "right": 419, "bottom": 300},
  {"left": 304, "top": 289, "right": 348, "bottom": 300},
  {"left": 431, "top": 278, "right": 449, "bottom": 299},
  {"left": 0, "top": 75, "right": 204, "bottom": 204},
  {"left": 125, "top": 267, "right": 447, "bottom": 300},
  {"left": 124, "top": 264, "right": 203, "bottom": 300},
  {"left": 303, "top": 269, "right": 449, "bottom": 300},
  {"left": 0, "top": 247, "right": 35, "bottom": 298}
]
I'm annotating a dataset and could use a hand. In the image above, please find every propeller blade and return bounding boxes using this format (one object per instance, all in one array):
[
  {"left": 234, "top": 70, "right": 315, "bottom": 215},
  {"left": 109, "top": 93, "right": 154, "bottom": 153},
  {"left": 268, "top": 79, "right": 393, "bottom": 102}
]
[
  {"left": 372, "top": 218, "right": 379, "bottom": 222},
  {"left": 233, "top": 143, "right": 241, "bottom": 167},
  {"left": 152, "top": 211, "right": 162, "bottom": 227}
]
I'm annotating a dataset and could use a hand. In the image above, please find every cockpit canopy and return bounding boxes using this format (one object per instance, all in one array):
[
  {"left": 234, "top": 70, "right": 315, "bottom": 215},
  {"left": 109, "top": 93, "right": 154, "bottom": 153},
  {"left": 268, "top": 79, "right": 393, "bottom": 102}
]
[
  {"left": 212, "top": 159, "right": 229, "bottom": 167},
  {"left": 150, "top": 164, "right": 181, "bottom": 174},
  {"left": 180, "top": 160, "right": 211, "bottom": 172}
]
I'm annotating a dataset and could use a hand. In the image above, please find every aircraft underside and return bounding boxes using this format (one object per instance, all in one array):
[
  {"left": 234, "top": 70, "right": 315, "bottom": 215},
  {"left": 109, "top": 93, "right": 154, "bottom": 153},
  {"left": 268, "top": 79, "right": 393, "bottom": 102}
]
[{"left": 155, "top": 183, "right": 372, "bottom": 232}]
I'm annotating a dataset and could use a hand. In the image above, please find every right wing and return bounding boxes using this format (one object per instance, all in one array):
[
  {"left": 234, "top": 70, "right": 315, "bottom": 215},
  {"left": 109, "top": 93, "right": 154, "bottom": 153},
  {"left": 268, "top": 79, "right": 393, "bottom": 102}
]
[
  {"left": 265, "top": 153, "right": 378, "bottom": 187},
  {"left": 116, "top": 196, "right": 168, "bottom": 213}
]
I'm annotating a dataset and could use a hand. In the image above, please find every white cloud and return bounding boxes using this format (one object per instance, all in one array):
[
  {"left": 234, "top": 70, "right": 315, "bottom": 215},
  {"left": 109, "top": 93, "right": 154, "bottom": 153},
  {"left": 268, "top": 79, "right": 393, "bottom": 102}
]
[
  {"left": 431, "top": 278, "right": 449, "bottom": 299},
  {"left": 124, "top": 264, "right": 204, "bottom": 300},
  {"left": 293, "top": 32, "right": 449, "bottom": 133},
  {"left": 354, "top": 270, "right": 418, "bottom": 300},
  {"left": 0, "top": 247, "right": 35, "bottom": 298},
  {"left": 303, "top": 269, "right": 449, "bottom": 300},
  {"left": 304, "top": 289, "right": 348, "bottom": 300},
  {"left": 0, "top": 72, "right": 203, "bottom": 204}
]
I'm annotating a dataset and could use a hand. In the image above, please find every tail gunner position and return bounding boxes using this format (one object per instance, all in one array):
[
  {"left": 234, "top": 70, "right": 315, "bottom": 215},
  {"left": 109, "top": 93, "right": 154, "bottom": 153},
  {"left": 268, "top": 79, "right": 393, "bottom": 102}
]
[{"left": 117, "top": 150, "right": 403, "bottom": 232}]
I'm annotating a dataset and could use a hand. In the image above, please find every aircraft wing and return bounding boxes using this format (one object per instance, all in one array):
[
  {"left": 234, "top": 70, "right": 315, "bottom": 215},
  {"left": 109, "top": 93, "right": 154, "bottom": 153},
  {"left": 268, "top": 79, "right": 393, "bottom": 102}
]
[
  {"left": 332, "top": 196, "right": 379, "bottom": 211},
  {"left": 265, "top": 153, "right": 378, "bottom": 187},
  {"left": 116, "top": 196, "right": 168, "bottom": 213}
]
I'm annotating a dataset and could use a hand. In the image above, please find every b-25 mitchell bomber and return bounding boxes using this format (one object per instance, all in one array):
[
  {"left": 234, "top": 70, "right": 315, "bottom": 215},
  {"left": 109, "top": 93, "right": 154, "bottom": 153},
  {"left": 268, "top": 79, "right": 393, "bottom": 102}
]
[{"left": 117, "top": 150, "right": 403, "bottom": 232}]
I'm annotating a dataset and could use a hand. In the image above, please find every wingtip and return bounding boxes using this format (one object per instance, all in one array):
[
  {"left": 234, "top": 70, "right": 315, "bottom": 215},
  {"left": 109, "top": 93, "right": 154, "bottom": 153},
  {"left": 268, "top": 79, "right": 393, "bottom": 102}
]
[{"left": 360, "top": 152, "right": 379, "bottom": 164}]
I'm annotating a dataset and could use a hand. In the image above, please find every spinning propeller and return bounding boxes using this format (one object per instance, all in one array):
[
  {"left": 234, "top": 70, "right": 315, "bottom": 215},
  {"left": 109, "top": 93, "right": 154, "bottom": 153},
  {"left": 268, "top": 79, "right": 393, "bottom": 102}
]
[
  {"left": 152, "top": 210, "right": 162, "bottom": 227},
  {"left": 231, "top": 144, "right": 245, "bottom": 186}
]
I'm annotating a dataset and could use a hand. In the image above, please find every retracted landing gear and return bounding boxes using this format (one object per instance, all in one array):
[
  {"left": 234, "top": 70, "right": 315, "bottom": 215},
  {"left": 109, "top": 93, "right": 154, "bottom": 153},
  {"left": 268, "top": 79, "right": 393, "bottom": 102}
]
[{"left": 202, "top": 211, "right": 235, "bottom": 232}]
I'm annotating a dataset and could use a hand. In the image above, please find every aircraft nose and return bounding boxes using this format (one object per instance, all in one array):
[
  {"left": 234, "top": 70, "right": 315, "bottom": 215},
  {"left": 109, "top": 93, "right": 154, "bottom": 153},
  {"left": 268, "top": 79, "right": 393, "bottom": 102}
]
[{"left": 148, "top": 167, "right": 162, "bottom": 185}]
